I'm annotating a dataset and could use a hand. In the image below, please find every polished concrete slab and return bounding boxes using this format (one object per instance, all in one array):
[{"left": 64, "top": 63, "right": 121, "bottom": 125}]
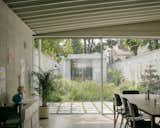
[
  {"left": 40, "top": 102, "right": 122, "bottom": 128},
  {"left": 40, "top": 114, "right": 114, "bottom": 128}
]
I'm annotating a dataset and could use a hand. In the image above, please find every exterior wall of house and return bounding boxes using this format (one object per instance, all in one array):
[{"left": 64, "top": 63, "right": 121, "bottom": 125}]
[
  {"left": 62, "top": 53, "right": 108, "bottom": 83},
  {"left": 91, "top": 58, "right": 108, "bottom": 83},
  {"left": 0, "top": 0, "right": 34, "bottom": 102},
  {"left": 61, "top": 58, "right": 71, "bottom": 79}
]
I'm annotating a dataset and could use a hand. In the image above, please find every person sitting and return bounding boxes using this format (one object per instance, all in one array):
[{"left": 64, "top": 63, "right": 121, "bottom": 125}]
[{"left": 12, "top": 86, "right": 25, "bottom": 112}]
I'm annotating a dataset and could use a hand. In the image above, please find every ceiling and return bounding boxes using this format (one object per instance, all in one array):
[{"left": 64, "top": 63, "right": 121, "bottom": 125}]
[{"left": 3, "top": 0, "right": 160, "bottom": 36}]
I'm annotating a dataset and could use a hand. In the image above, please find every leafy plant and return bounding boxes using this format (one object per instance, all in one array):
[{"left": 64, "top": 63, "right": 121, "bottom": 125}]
[
  {"left": 46, "top": 78, "right": 145, "bottom": 102},
  {"left": 143, "top": 39, "right": 160, "bottom": 51},
  {"left": 123, "top": 39, "right": 143, "bottom": 55},
  {"left": 107, "top": 68, "right": 123, "bottom": 86},
  {"left": 141, "top": 65, "right": 160, "bottom": 92},
  {"left": 32, "top": 69, "right": 56, "bottom": 106}
]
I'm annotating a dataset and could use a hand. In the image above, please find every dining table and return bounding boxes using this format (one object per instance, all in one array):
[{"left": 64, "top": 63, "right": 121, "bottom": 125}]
[{"left": 120, "top": 94, "right": 160, "bottom": 128}]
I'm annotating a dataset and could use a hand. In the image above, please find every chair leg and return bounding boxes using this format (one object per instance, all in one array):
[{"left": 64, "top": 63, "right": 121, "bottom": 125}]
[
  {"left": 114, "top": 112, "right": 119, "bottom": 128},
  {"left": 125, "top": 119, "right": 128, "bottom": 128},
  {"left": 113, "top": 105, "right": 116, "bottom": 128},
  {"left": 120, "top": 115, "right": 124, "bottom": 128},
  {"left": 115, "top": 113, "right": 119, "bottom": 123}
]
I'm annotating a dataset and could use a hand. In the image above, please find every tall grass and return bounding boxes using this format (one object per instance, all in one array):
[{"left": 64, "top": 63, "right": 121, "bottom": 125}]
[{"left": 47, "top": 79, "right": 145, "bottom": 102}]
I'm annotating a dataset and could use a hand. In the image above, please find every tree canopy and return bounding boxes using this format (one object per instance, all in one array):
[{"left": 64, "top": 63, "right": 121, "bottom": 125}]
[{"left": 34, "top": 38, "right": 160, "bottom": 63}]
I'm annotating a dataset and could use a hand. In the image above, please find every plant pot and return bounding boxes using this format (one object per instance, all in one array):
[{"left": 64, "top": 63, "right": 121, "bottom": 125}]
[{"left": 39, "top": 106, "right": 49, "bottom": 119}]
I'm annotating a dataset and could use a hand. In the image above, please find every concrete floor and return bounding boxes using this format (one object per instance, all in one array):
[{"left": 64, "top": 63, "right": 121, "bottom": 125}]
[
  {"left": 40, "top": 114, "right": 114, "bottom": 128},
  {"left": 40, "top": 102, "right": 118, "bottom": 128}
]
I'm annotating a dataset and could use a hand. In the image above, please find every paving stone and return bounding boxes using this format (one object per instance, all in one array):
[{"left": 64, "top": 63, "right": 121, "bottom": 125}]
[
  {"left": 104, "top": 102, "right": 113, "bottom": 111},
  {"left": 72, "top": 102, "right": 84, "bottom": 113},
  {"left": 59, "top": 102, "right": 71, "bottom": 114},
  {"left": 83, "top": 102, "right": 98, "bottom": 114},
  {"left": 48, "top": 101, "right": 114, "bottom": 114}
]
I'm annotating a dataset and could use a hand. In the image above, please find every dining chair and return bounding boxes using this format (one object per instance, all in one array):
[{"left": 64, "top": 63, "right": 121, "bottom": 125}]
[
  {"left": 127, "top": 101, "right": 152, "bottom": 128},
  {"left": 122, "top": 90, "right": 151, "bottom": 120},
  {"left": 120, "top": 97, "right": 130, "bottom": 128},
  {"left": 0, "top": 106, "right": 22, "bottom": 128},
  {"left": 127, "top": 101, "right": 160, "bottom": 128},
  {"left": 122, "top": 90, "right": 139, "bottom": 94},
  {"left": 113, "top": 94, "right": 123, "bottom": 128}
]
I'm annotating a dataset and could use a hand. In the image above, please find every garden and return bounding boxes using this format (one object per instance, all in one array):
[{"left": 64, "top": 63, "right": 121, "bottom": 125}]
[
  {"left": 33, "top": 38, "right": 160, "bottom": 102},
  {"left": 33, "top": 64, "right": 160, "bottom": 102},
  {"left": 46, "top": 78, "right": 146, "bottom": 102}
]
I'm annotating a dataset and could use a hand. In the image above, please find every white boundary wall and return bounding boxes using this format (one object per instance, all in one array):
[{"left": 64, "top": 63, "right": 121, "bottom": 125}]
[{"left": 109, "top": 50, "right": 160, "bottom": 84}]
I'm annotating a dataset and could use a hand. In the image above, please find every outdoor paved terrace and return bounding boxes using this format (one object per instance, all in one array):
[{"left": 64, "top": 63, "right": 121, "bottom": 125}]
[
  {"left": 48, "top": 101, "right": 113, "bottom": 114},
  {"left": 40, "top": 101, "right": 115, "bottom": 128}
]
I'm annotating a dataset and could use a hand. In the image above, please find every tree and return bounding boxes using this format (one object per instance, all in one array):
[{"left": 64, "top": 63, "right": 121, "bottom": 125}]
[
  {"left": 141, "top": 65, "right": 160, "bottom": 92},
  {"left": 124, "top": 39, "right": 160, "bottom": 55},
  {"left": 143, "top": 39, "right": 160, "bottom": 50},
  {"left": 86, "top": 38, "right": 95, "bottom": 53},
  {"left": 71, "top": 39, "right": 83, "bottom": 54},
  {"left": 105, "top": 39, "right": 118, "bottom": 48},
  {"left": 34, "top": 39, "right": 74, "bottom": 63},
  {"left": 63, "top": 39, "right": 73, "bottom": 57},
  {"left": 34, "top": 38, "right": 64, "bottom": 62},
  {"left": 124, "top": 39, "right": 143, "bottom": 55}
]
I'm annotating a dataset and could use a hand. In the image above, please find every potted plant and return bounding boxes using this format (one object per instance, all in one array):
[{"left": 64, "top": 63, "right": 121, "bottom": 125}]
[{"left": 32, "top": 69, "right": 55, "bottom": 119}]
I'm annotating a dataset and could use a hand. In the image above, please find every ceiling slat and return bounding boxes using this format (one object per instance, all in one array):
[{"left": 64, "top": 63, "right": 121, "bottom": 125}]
[
  {"left": 12, "top": 0, "right": 113, "bottom": 12},
  {"left": 13, "top": 0, "right": 156, "bottom": 14},
  {"left": 18, "top": 1, "right": 160, "bottom": 20},
  {"left": 9, "top": 0, "right": 100, "bottom": 9},
  {"left": 30, "top": 11, "right": 160, "bottom": 29},
  {"left": 5, "top": 0, "right": 72, "bottom": 4},
  {"left": 27, "top": 9, "right": 160, "bottom": 29},
  {"left": 23, "top": 4, "right": 160, "bottom": 24},
  {"left": 34, "top": 14, "right": 160, "bottom": 34},
  {"left": 3, "top": 0, "right": 160, "bottom": 35}
]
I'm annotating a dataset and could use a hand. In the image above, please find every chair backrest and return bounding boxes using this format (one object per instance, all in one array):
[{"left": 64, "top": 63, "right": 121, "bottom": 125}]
[
  {"left": 113, "top": 94, "right": 122, "bottom": 106},
  {"left": 121, "top": 97, "right": 129, "bottom": 115},
  {"left": 127, "top": 102, "right": 140, "bottom": 117},
  {"left": 0, "top": 106, "right": 19, "bottom": 123},
  {"left": 122, "top": 90, "right": 139, "bottom": 94}
]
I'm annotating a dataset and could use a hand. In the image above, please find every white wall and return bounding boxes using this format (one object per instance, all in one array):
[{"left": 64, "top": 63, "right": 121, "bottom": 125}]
[
  {"left": 0, "top": 0, "right": 34, "bottom": 102},
  {"left": 33, "top": 49, "right": 58, "bottom": 71},
  {"left": 110, "top": 50, "right": 160, "bottom": 84}
]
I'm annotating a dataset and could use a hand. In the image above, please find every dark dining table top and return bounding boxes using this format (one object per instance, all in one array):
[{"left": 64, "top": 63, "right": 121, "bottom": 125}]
[{"left": 121, "top": 94, "right": 160, "bottom": 117}]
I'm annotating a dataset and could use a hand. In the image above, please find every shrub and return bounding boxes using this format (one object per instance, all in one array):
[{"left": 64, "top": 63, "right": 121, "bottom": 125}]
[
  {"left": 118, "top": 80, "right": 145, "bottom": 94},
  {"left": 48, "top": 78, "right": 146, "bottom": 102},
  {"left": 103, "top": 83, "right": 119, "bottom": 101},
  {"left": 78, "top": 81, "right": 100, "bottom": 101},
  {"left": 47, "top": 92, "right": 62, "bottom": 102},
  {"left": 107, "top": 68, "right": 123, "bottom": 86},
  {"left": 141, "top": 65, "right": 160, "bottom": 93}
]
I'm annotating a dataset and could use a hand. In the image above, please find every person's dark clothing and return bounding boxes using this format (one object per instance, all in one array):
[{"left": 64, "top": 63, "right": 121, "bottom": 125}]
[{"left": 12, "top": 93, "right": 23, "bottom": 112}]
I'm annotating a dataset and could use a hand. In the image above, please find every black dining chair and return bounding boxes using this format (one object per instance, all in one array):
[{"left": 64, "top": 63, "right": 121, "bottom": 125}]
[
  {"left": 127, "top": 101, "right": 153, "bottom": 128},
  {"left": 120, "top": 97, "right": 130, "bottom": 128},
  {"left": 113, "top": 94, "right": 123, "bottom": 128},
  {"left": 0, "top": 106, "right": 22, "bottom": 128},
  {"left": 122, "top": 90, "right": 151, "bottom": 120},
  {"left": 122, "top": 90, "right": 139, "bottom": 94}
]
